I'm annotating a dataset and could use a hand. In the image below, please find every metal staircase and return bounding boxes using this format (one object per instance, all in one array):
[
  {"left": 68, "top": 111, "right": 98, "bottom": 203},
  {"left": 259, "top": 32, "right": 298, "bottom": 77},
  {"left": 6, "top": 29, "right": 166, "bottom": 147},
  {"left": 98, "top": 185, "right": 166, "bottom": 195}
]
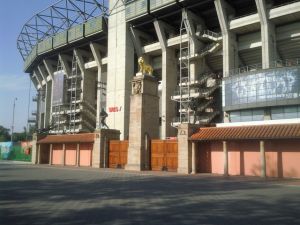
[{"left": 171, "top": 19, "right": 221, "bottom": 127}]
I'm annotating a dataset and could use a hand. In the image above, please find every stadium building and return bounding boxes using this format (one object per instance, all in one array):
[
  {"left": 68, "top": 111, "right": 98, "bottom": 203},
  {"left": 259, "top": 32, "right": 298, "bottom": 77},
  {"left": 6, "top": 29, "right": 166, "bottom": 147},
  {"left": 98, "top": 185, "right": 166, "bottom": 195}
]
[{"left": 18, "top": 0, "right": 300, "bottom": 178}]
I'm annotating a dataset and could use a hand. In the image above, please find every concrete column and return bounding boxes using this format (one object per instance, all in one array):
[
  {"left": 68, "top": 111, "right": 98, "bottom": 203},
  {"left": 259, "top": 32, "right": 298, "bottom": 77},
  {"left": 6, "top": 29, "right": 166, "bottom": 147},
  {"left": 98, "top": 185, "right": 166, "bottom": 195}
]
[
  {"left": 161, "top": 49, "right": 177, "bottom": 138},
  {"left": 125, "top": 74, "right": 159, "bottom": 171},
  {"left": 191, "top": 142, "right": 197, "bottom": 174},
  {"left": 49, "top": 144, "right": 53, "bottom": 165},
  {"left": 31, "top": 133, "right": 38, "bottom": 164},
  {"left": 260, "top": 140, "right": 266, "bottom": 178},
  {"left": 37, "top": 144, "right": 41, "bottom": 164},
  {"left": 107, "top": 0, "right": 134, "bottom": 140},
  {"left": 223, "top": 141, "right": 228, "bottom": 176},
  {"left": 177, "top": 124, "right": 199, "bottom": 174},
  {"left": 215, "top": 0, "right": 238, "bottom": 77},
  {"left": 76, "top": 143, "right": 80, "bottom": 167},
  {"left": 90, "top": 43, "right": 103, "bottom": 129},
  {"left": 62, "top": 144, "right": 65, "bottom": 166},
  {"left": 38, "top": 65, "right": 52, "bottom": 129},
  {"left": 153, "top": 20, "right": 177, "bottom": 139},
  {"left": 43, "top": 59, "right": 55, "bottom": 124},
  {"left": 255, "top": 0, "right": 276, "bottom": 69}
]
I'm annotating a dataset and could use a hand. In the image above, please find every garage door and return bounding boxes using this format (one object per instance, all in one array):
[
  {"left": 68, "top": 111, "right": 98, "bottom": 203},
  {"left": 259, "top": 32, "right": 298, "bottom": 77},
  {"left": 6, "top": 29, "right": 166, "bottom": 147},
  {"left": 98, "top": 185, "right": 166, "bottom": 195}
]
[
  {"left": 65, "top": 143, "right": 77, "bottom": 166},
  {"left": 52, "top": 144, "right": 63, "bottom": 165},
  {"left": 79, "top": 143, "right": 93, "bottom": 167},
  {"left": 109, "top": 140, "right": 128, "bottom": 168},
  {"left": 151, "top": 140, "right": 178, "bottom": 172}
]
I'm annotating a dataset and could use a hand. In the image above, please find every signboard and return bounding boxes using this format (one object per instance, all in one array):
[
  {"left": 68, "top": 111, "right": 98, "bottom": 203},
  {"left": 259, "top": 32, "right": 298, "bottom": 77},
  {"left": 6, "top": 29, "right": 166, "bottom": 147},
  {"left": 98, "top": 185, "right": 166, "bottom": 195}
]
[
  {"left": 52, "top": 71, "right": 65, "bottom": 106},
  {"left": 223, "top": 67, "right": 300, "bottom": 111}
]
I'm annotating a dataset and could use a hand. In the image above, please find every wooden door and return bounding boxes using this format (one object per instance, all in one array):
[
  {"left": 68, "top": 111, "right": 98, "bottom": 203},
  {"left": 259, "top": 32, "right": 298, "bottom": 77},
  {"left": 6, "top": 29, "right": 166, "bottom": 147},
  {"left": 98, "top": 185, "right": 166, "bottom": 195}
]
[
  {"left": 52, "top": 144, "right": 63, "bottom": 165},
  {"left": 151, "top": 140, "right": 165, "bottom": 171},
  {"left": 109, "top": 140, "right": 128, "bottom": 168},
  {"left": 151, "top": 140, "right": 178, "bottom": 171},
  {"left": 65, "top": 143, "right": 77, "bottom": 166},
  {"left": 165, "top": 141, "right": 178, "bottom": 172},
  {"left": 197, "top": 142, "right": 212, "bottom": 173},
  {"left": 79, "top": 143, "right": 93, "bottom": 167}
]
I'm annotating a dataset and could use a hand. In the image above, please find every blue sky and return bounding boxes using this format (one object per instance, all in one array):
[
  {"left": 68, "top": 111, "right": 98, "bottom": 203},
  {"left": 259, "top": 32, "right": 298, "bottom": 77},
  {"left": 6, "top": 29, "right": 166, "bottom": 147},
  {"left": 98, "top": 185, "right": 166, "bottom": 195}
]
[{"left": 0, "top": 0, "right": 55, "bottom": 132}]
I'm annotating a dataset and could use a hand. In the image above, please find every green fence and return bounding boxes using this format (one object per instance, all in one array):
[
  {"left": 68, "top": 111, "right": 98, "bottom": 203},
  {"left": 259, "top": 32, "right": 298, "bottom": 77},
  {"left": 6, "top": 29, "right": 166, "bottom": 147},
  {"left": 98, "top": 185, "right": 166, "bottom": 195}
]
[
  {"left": 68, "top": 24, "right": 84, "bottom": 43},
  {"left": 0, "top": 142, "right": 32, "bottom": 162}
]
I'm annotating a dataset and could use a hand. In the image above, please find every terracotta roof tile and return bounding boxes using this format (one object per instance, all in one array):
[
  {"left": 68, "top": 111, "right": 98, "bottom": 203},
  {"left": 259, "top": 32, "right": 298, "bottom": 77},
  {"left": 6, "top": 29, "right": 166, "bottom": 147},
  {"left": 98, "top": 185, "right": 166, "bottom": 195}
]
[
  {"left": 37, "top": 133, "right": 95, "bottom": 144},
  {"left": 190, "top": 124, "right": 300, "bottom": 141}
]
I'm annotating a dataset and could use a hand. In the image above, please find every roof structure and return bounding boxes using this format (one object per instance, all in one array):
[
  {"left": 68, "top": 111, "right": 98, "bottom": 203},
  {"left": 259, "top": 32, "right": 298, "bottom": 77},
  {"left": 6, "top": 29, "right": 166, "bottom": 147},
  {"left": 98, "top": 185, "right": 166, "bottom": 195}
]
[
  {"left": 190, "top": 123, "right": 300, "bottom": 141},
  {"left": 17, "top": 0, "right": 109, "bottom": 60},
  {"left": 37, "top": 133, "right": 96, "bottom": 143}
]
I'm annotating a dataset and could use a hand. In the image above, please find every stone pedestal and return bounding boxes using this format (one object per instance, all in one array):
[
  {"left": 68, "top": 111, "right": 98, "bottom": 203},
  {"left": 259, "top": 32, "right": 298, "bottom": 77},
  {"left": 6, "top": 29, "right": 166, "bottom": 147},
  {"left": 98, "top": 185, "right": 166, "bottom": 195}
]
[
  {"left": 177, "top": 124, "right": 200, "bottom": 174},
  {"left": 92, "top": 129, "right": 121, "bottom": 168},
  {"left": 125, "top": 73, "right": 159, "bottom": 171}
]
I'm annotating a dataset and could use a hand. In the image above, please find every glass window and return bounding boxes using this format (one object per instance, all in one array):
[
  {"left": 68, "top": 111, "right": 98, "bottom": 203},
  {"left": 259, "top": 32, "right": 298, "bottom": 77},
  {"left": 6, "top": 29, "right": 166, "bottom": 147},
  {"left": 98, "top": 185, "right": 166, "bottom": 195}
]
[{"left": 284, "top": 106, "right": 298, "bottom": 119}]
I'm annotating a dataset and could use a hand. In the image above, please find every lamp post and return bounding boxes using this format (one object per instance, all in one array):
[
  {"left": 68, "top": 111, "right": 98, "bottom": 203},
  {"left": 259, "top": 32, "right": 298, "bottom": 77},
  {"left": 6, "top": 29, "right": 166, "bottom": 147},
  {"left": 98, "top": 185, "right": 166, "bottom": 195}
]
[{"left": 11, "top": 97, "right": 17, "bottom": 142}]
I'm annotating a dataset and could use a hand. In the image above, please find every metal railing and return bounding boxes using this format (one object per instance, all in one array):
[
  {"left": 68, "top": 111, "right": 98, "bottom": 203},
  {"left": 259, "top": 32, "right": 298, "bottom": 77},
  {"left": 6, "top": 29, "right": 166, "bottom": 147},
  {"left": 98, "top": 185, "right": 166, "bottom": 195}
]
[
  {"left": 201, "top": 30, "right": 222, "bottom": 39},
  {"left": 227, "top": 58, "right": 300, "bottom": 76}
]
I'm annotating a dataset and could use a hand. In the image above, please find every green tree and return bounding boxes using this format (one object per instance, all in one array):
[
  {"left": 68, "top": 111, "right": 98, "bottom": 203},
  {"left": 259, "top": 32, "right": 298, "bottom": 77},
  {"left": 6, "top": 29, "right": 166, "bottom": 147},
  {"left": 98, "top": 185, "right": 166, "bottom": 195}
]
[{"left": 0, "top": 125, "right": 11, "bottom": 142}]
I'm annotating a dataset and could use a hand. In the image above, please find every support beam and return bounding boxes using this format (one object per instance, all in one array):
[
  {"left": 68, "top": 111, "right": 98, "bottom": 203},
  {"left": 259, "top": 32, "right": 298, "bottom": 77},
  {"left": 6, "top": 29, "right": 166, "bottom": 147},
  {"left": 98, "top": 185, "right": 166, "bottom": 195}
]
[
  {"left": 43, "top": 59, "right": 56, "bottom": 80},
  {"left": 62, "top": 143, "right": 66, "bottom": 166},
  {"left": 215, "top": 0, "right": 238, "bottom": 77},
  {"left": 260, "top": 140, "right": 266, "bottom": 178},
  {"left": 90, "top": 42, "right": 103, "bottom": 129},
  {"left": 129, "top": 26, "right": 152, "bottom": 57},
  {"left": 49, "top": 144, "right": 53, "bottom": 165},
  {"left": 255, "top": 0, "right": 277, "bottom": 68},
  {"left": 223, "top": 141, "right": 228, "bottom": 176},
  {"left": 76, "top": 143, "right": 80, "bottom": 167},
  {"left": 191, "top": 142, "right": 197, "bottom": 174},
  {"left": 33, "top": 69, "right": 43, "bottom": 87},
  {"left": 153, "top": 19, "right": 177, "bottom": 138},
  {"left": 58, "top": 54, "right": 72, "bottom": 77},
  {"left": 74, "top": 49, "right": 86, "bottom": 75},
  {"left": 38, "top": 65, "right": 52, "bottom": 129}
]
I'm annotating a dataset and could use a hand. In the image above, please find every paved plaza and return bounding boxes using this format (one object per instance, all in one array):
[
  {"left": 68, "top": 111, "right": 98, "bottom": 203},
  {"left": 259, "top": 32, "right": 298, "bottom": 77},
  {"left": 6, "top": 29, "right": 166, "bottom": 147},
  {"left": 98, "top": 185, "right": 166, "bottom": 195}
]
[{"left": 1, "top": 162, "right": 300, "bottom": 225}]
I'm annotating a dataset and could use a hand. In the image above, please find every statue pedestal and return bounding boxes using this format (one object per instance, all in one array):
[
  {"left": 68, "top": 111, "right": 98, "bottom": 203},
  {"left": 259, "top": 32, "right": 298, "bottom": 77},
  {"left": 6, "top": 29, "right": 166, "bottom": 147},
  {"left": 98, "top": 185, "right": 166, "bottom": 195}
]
[{"left": 125, "top": 73, "right": 159, "bottom": 171}]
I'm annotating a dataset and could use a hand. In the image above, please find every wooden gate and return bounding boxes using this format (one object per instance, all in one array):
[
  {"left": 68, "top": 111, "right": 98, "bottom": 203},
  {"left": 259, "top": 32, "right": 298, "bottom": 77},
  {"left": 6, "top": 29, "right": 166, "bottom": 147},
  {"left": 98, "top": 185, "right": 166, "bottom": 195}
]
[
  {"left": 151, "top": 140, "right": 178, "bottom": 172},
  {"left": 109, "top": 140, "right": 128, "bottom": 168}
]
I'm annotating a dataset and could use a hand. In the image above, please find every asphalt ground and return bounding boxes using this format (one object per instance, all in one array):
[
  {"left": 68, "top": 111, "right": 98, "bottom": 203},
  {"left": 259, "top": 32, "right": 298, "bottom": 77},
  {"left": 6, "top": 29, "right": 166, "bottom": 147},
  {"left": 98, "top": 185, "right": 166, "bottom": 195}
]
[{"left": 1, "top": 161, "right": 300, "bottom": 225}]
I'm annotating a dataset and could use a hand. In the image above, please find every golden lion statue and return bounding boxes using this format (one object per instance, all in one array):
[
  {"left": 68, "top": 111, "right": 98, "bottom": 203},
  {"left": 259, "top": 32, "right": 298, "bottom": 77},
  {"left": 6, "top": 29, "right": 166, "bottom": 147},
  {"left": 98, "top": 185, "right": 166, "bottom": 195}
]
[{"left": 138, "top": 57, "right": 153, "bottom": 76}]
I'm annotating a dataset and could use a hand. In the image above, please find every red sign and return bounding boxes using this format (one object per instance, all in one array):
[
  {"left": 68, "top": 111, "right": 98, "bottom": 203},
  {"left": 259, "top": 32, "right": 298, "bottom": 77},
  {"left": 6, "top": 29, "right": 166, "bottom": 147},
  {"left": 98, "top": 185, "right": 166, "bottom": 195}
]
[{"left": 109, "top": 106, "right": 122, "bottom": 112}]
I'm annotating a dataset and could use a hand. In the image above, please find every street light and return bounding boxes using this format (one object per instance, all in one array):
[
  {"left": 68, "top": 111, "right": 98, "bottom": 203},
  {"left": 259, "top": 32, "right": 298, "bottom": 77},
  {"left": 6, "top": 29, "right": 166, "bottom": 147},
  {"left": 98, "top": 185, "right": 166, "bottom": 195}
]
[{"left": 11, "top": 97, "right": 17, "bottom": 142}]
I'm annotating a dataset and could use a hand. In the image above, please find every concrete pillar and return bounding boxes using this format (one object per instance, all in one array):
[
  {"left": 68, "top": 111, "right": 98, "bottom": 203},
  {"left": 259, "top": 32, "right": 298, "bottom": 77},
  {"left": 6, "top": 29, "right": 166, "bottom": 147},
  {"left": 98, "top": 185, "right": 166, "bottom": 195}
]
[
  {"left": 107, "top": 0, "right": 134, "bottom": 140},
  {"left": 49, "top": 144, "right": 53, "bottom": 165},
  {"left": 62, "top": 143, "right": 65, "bottom": 166},
  {"left": 76, "top": 143, "right": 80, "bottom": 167},
  {"left": 191, "top": 142, "right": 197, "bottom": 174},
  {"left": 37, "top": 144, "right": 41, "bottom": 164},
  {"left": 215, "top": 0, "right": 238, "bottom": 77},
  {"left": 125, "top": 74, "right": 159, "bottom": 171},
  {"left": 255, "top": 0, "right": 276, "bottom": 69},
  {"left": 90, "top": 43, "right": 104, "bottom": 129},
  {"left": 31, "top": 133, "right": 38, "bottom": 164},
  {"left": 223, "top": 141, "right": 228, "bottom": 176},
  {"left": 260, "top": 140, "right": 266, "bottom": 178},
  {"left": 177, "top": 124, "right": 199, "bottom": 174},
  {"left": 161, "top": 49, "right": 177, "bottom": 138}
]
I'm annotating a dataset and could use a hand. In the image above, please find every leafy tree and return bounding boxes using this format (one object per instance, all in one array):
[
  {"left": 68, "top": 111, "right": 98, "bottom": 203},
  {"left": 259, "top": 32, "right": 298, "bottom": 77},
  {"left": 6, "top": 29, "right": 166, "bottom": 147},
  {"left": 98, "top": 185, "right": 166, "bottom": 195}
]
[{"left": 0, "top": 125, "right": 11, "bottom": 142}]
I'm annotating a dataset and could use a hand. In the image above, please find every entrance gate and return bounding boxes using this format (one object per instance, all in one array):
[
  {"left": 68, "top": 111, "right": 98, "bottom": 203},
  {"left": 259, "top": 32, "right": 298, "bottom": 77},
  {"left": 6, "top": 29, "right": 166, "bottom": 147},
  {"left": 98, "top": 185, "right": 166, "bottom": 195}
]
[
  {"left": 109, "top": 140, "right": 128, "bottom": 168},
  {"left": 151, "top": 140, "right": 178, "bottom": 172}
]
